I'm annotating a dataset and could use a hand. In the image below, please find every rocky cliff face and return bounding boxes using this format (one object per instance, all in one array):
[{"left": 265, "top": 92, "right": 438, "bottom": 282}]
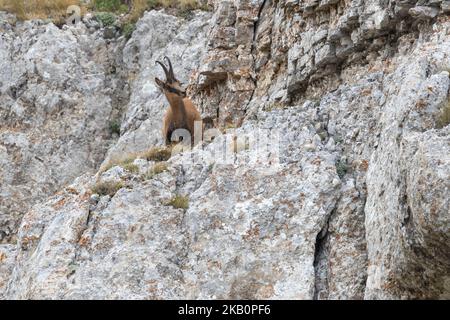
[
  {"left": 0, "top": 0, "right": 449, "bottom": 299},
  {"left": 0, "top": 12, "right": 129, "bottom": 244}
]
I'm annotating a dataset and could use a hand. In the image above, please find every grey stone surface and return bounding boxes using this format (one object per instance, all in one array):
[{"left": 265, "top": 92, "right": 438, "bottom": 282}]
[
  {"left": 0, "top": 1, "right": 449, "bottom": 299},
  {"left": 0, "top": 14, "right": 128, "bottom": 243}
]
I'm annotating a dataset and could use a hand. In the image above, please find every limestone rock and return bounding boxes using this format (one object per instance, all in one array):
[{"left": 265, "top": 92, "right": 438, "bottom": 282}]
[
  {"left": 0, "top": 16, "right": 128, "bottom": 243},
  {"left": 1, "top": 1, "right": 449, "bottom": 300}
]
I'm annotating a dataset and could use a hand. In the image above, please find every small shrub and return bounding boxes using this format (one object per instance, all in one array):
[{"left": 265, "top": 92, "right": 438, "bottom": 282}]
[
  {"left": 166, "top": 195, "right": 189, "bottom": 210},
  {"left": 95, "top": 12, "right": 116, "bottom": 26},
  {"left": 122, "top": 22, "right": 135, "bottom": 38},
  {"left": 109, "top": 120, "right": 121, "bottom": 135},
  {"left": 145, "top": 162, "right": 168, "bottom": 179},
  {"left": 336, "top": 160, "right": 348, "bottom": 179},
  {"left": 142, "top": 146, "right": 172, "bottom": 162},
  {"left": 91, "top": 180, "right": 124, "bottom": 197}
]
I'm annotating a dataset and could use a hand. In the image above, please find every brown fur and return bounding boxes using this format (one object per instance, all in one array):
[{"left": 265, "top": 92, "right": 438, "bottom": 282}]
[
  {"left": 155, "top": 57, "right": 202, "bottom": 146},
  {"left": 162, "top": 93, "right": 201, "bottom": 145}
]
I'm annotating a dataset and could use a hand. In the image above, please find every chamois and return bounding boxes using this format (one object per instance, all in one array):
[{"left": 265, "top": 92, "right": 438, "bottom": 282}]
[{"left": 155, "top": 57, "right": 201, "bottom": 146}]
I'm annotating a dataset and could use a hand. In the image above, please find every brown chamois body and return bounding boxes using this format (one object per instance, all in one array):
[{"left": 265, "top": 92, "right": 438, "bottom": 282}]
[{"left": 155, "top": 57, "right": 201, "bottom": 145}]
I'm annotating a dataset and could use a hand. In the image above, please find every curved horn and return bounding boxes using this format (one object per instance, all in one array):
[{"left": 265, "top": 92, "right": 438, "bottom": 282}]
[
  {"left": 164, "top": 56, "right": 175, "bottom": 80},
  {"left": 156, "top": 60, "right": 170, "bottom": 80}
]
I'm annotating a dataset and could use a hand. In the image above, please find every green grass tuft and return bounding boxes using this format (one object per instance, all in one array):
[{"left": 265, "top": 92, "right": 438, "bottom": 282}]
[
  {"left": 122, "top": 22, "right": 135, "bottom": 38},
  {"left": 95, "top": 11, "right": 116, "bottom": 26},
  {"left": 109, "top": 120, "right": 121, "bottom": 135}
]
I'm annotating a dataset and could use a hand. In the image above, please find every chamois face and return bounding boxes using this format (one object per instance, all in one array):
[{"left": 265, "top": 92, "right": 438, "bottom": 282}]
[
  {"left": 155, "top": 77, "right": 187, "bottom": 99},
  {"left": 155, "top": 57, "right": 187, "bottom": 99}
]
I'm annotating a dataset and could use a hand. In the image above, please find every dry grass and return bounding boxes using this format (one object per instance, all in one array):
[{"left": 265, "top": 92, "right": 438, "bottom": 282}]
[
  {"left": 127, "top": 0, "right": 150, "bottom": 22},
  {"left": 147, "top": 0, "right": 202, "bottom": 10},
  {"left": 100, "top": 154, "right": 138, "bottom": 173},
  {"left": 91, "top": 180, "right": 124, "bottom": 197},
  {"left": 436, "top": 100, "right": 450, "bottom": 129},
  {"left": 145, "top": 162, "right": 168, "bottom": 179},
  {"left": 165, "top": 195, "right": 189, "bottom": 210},
  {"left": 100, "top": 145, "right": 173, "bottom": 174},
  {"left": 128, "top": 0, "right": 206, "bottom": 22},
  {"left": 0, "top": 0, "right": 86, "bottom": 22},
  {"left": 122, "top": 162, "right": 139, "bottom": 173},
  {"left": 90, "top": 0, "right": 128, "bottom": 13},
  {"left": 142, "top": 146, "right": 173, "bottom": 162},
  {"left": 0, "top": 0, "right": 208, "bottom": 26}
]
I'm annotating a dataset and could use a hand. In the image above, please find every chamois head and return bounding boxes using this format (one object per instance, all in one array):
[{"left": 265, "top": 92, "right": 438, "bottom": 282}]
[{"left": 155, "top": 56, "right": 187, "bottom": 99}]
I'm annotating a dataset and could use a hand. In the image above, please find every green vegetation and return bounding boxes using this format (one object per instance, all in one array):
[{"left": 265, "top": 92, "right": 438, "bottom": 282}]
[
  {"left": 95, "top": 11, "right": 116, "bottom": 26},
  {"left": 92, "top": 0, "right": 129, "bottom": 14},
  {"left": 126, "top": 0, "right": 209, "bottom": 24},
  {"left": 146, "top": 0, "right": 205, "bottom": 11},
  {"left": 121, "top": 22, "right": 135, "bottom": 38},
  {"left": 0, "top": 0, "right": 209, "bottom": 27},
  {"left": 109, "top": 120, "right": 121, "bottom": 135},
  {"left": 165, "top": 195, "right": 189, "bottom": 210},
  {"left": 91, "top": 180, "right": 124, "bottom": 197},
  {"left": 336, "top": 160, "right": 348, "bottom": 179}
]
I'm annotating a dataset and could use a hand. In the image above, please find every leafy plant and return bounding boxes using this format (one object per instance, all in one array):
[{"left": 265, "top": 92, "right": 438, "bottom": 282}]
[
  {"left": 122, "top": 22, "right": 135, "bottom": 38},
  {"left": 95, "top": 11, "right": 116, "bottom": 26}
]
